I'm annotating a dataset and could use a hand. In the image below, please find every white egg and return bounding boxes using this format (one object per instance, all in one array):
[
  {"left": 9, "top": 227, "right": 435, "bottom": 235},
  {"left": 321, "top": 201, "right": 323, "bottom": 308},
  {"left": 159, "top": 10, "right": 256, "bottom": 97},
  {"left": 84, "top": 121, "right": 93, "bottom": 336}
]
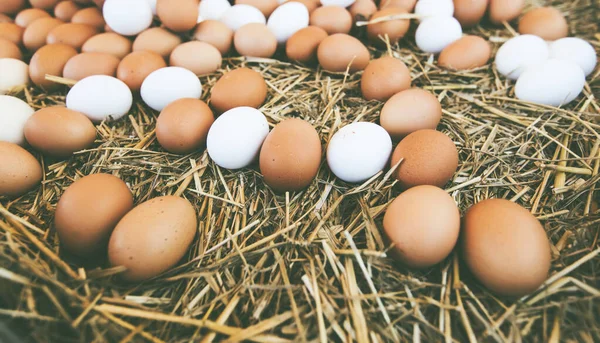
[
  {"left": 267, "top": 2, "right": 309, "bottom": 44},
  {"left": 495, "top": 35, "right": 549, "bottom": 80},
  {"left": 515, "top": 59, "right": 585, "bottom": 107},
  {"left": 549, "top": 37, "right": 597, "bottom": 77},
  {"left": 415, "top": 0, "right": 454, "bottom": 20},
  {"left": 0, "top": 95, "right": 34, "bottom": 145},
  {"left": 207, "top": 107, "right": 269, "bottom": 170},
  {"left": 220, "top": 4, "right": 266, "bottom": 31},
  {"left": 140, "top": 67, "right": 202, "bottom": 112},
  {"left": 66, "top": 75, "right": 133, "bottom": 122},
  {"left": 0, "top": 58, "right": 29, "bottom": 95},
  {"left": 198, "top": 0, "right": 231, "bottom": 22},
  {"left": 327, "top": 122, "right": 392, "bottom": 183},
  {"left": 146, "top": 0, "right": 157, "bottom": 15},
  {"left": 103, "top": 0, "right": 153, "bottom": 36},
  {"left": 321, "top": 0, "right": 356, "bottom": 7},
  {"left": 415, "top": 17, "right": 462, "bottom": 54}
]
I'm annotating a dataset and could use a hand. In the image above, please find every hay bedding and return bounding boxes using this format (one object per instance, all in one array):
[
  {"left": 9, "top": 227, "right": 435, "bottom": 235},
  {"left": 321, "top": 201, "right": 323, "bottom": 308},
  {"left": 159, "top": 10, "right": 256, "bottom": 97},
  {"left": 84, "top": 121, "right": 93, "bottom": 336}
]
[{"left": 1, "top": 0, "right": 599, "bottom": 342}]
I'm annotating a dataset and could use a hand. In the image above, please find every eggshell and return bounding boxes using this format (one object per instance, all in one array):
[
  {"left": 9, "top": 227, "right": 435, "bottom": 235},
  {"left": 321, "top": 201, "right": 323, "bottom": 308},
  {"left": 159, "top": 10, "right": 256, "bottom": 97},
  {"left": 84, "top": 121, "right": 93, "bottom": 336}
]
[
  {"left": 15, "top": 8, "right": 50, "bottom": 28},
  {"left": 29, "top": 0, "right": 59, "bottom": 10},
  {"left": 259, "top": 118, "right": 322, "bottom": 192},
  {"left": 321, "top": 0, "right": 354, "bottom": 6},
  {"left": 140, "top": 67, "right": 202, "bottom": 111},
  {"left": 285, "top": 26, "right": 328, "bottom": 64},
  {"left": 438, "top": 35, "right": 491, "bottom": 70},
  {"left": 157, "top": 0, "right": 198, "bottom": 32},
  {"left": 379, "top": 0, "right": 416, "bottom": 11},
  {"left": 235, "top": 0, "right": 279, "bottom": 17},
  {"left": 0, "top": 38, "right": 22, "bottom": 59},
  {"left": 310, "top": 6, "right": 352, "bottom": 34},
  {"left": 170, "top": 41, "right": 221, "bottom": 75},
  {"left": 221, "top": 4, "right": 266, "bottom": 31},
  {"left": 317, "top": 33, "right": 369, "bottom": 73},
  {"left": 66, "top": 75, "right": 133, "bottom": 122},
  {"left": 0, "top": 95, "right": 34, "bottom": 145},
  {"left": 47, "top": 23, "right": 98, "bottom": 50},
  {"left": 289, "top": 0, "right": 320, "bottom": 13},
  {"left": 453, "top": 0, "right": 488, "bottom": 27},
  {"left": 82, "top": 32, "right": 132, "bottom": 59},
  {"left": 233, "top": 23, "right": 277, "bottom": 58},
  {"left": 108, "top": 196, "right": 197, "bottom": 282},
  {"left": 23, "top": 17, "right": 63, "bottom": 51},
  {"left": 210, "top": 67, "right": 267, "bottom": 113},
  {"left": 488, "top": 0, "right": 524, "bottom": 24},
  {"left": 117, "top": 51, "right": 167, "bottom": 92},
  {"left": 24, "top": 106, "right": 96, "bottom": 157},
  {"left": 518, "top": 7, "right": 568, "bottom": 41},
  {"left": 0, "top": 142, "right": 41, "bottom": 197},
  {"left": 366, "top": 8, "right": 410, "bottom": 46},
  {"left": 103, "top": 0, "right": 153, "bottom": 36},
  {"left": 0, "top": 0, "right": 26, "bottom": 15},
  {"left": 193, "top": 20, "right": 233, "bottom": 55},
  {"left": 415, "top": 17, "right": 462, "bottom": 54},
  {"left": 29, "top": 43, "right": 78, "bottom": 90},
  {"left": 361, "top": 56, "right": 410, "bottom": 101},
  {"left": 383, "top": 185, "right": 460, "bottom": 268},
  {"left": 495, "top": 34, "right": 549, "bottom": 80},
  {"left": 349, "top": 0, "right": 377, "bottom": 19},
  {"left": 197, "top": 0, "right": 231, "bottom": 21},
  {"left": 63, "top": 52, "right": 120, "bottom": 81},
  {"left": 54, "top": 1, "right": 82, "bottom": 22},
  {"left": 415, "top": 0, "right": 454, "bottom": 20},
  {"left": 207, "top": 107, "right": 269, "bottom": 169},
  {"left": 0, "top": 23, "right": 24, "bottom": 45},
  {"left": 0, "top": 58, "right": 28, "bottom": 94},
  {"left": 0, "top": 14, "right": 14, "bottom": 24},
  {"left": 549, "top": 37, "right": 597, "bottom": 77},
  {"left": 462, "top": 199, "right": 551, "bottom": 296},
  {"left": 267, "top": 2, "right": 309, "bottom": 43},
  {"left": 380, "top": 89, "right": 441, "bottom": 140},
  {"left": 72, "top": 7, "right": 106, "bottom": 31},
  {"left": 156, "top": 98, "right": 214, "bottom": 154},
  {"left": 133, "top": 27, "right": 182, "bottom": 59},
  {"left": 327, "top": 122, "right": 392, "bottom": 183}
]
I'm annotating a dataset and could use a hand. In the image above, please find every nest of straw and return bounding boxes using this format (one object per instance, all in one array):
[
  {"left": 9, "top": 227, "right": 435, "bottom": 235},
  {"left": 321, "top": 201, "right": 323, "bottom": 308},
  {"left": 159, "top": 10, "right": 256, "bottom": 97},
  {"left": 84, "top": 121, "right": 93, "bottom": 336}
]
[{"left": 1, "top": 0, "right": 599, "bottom": 342}]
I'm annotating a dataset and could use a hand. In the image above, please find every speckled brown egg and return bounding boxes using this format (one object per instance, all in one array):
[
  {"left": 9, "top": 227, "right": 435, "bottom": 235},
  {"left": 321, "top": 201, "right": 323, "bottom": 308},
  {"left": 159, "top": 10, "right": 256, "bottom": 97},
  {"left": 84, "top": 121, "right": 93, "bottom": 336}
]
[
  {"left": 30, "top": 0, "right": 59, "bottom": 10},
  {"left": 210, "top": 67, "right": 268, "bottom": 113},
  {"left": 29, "top": 43, "right": 78, "bottom": 89},
  {"left": 439, "top": 35, "right": 491, "bottom": 70},
  {"left": 156, "top": 98, "right": 214, "bottom": 154},
  {"left": 236, "top": 0, "right": 279, "bottom": 17},
  {"left": 71, "top": 7, "right": 105, "bottom": 31},
  {"left": 288, "top": 0, "right": 320, "bottom": 13},
  {"left": 518, "top": 7, "right": 568, "bottom": 41},
  {"left": 0, "top": 14, "right": 13, "bottom": 23},
  {"left": 462, "top": 199, "right": 551, "bottom": 297},
  {"left": 0, "top": 38, "right": 22, "bottom": 59},
  {"left": 23, "top": 17, "right": 63, "bottom": 51},
  {"left": 0, "top": 0, "right": 26, "bottom": 15},
  {"left": 380, "top": 0, "right": 417, "bottom": 11},
  {"left": 391, "top": 129, "right": 458, "bottom": 189},
  {"left": 170, "top": 41, "right": 222, "bottom": 75},
  {"left": 82, "top": 32, "right": 132, "bottom": 59},
  {"left": 54, "top": 1, "right": 81, "bottom": 22},
  {"left": 15, "top": 8, "right": 50, "bottom": 28},
  {"left": 234, "top": 23, "right": 277, "bottom": 58},
  {"left": 318, "top": 33, "right": 370, "bottom": 73},
  {"left": 193, "top": 20, "right": 233, "bottom": 56},
  {"left": 367, "top": 8, "right": 410, "bottom": 46},
  {"left": 380, "top": 89, "right": 441, "bottom": 140},
  {"left": 259, "top": 118, "right": 322, "bottom": 192},
  {"left": 489, "top": 0, "right": 524, "bottom": 24},
  {"left": 63, "top": 52, "right": 120, "bottom": 81},
  {"left": 361, "top": 56, "right": 411, "bottom": 101},
  {"left": 133, "top": 27, "right": 182, "bottom": 59},
  {"left": 310, "top": 6, "right": 353, "bottom": 34},
  {"left": 0, "top": 142, "right": 42, "bottom": 198},
  {"left": 384, "top": 185, "right": 460, "bottom": 268},
  {"left": 286, "top": 26, "right": 328, "bottom": 64},
  {"left": 0, "top": 23, "right": 24, "bottom": 45},
  {"left": 55, "top": 173, "right": 133, "bottom": 257},
  {"left": 108, "top": 195, "right": 197, "bottom": 282},
  {"left": 157, "top": 0, "right": 198, "bottom": 33},
  {"left": 47, "top": 23, "right": 97, "bottom": 50},
  {"left": 350, "top": 0, "right": 377, "bottom": 19},
  {"left": 117, "top": 50, "right": 167, "bottom": 92},
  {"left": 453, "top": 0, "right": 488, "bottom": 27}
]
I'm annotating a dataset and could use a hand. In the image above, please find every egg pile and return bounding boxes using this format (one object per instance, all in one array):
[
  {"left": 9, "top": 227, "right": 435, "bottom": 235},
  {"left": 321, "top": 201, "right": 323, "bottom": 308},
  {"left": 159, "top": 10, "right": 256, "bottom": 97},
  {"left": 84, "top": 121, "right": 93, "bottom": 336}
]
[{"left": 0, "top": 0, "right": 596, "bottom": 294}]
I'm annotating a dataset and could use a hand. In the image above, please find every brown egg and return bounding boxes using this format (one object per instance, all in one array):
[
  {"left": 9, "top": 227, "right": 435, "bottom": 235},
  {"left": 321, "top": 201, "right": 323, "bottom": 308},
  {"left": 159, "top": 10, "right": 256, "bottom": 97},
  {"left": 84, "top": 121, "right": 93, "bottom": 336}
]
[
  {"left": 518, "top": 7, "right": 568, "bottom": 41},
  {"left": 380, "top": 0, "right": 417, "bottom": 11},
  {"left": 157, "top": 0, "right": 198, "bottom": 33},
  {"left": 380, "top": 89, "right": 441, "bottom": 140},
  {"left": 0, "top": 0, "right": 26, "bottom": 16},
  {"left": 63, "top": 52, "right": 120, "bottom": 81},
  {"left": 317, "top": 33, "right": 370, "bottom": 73},
  {"left": 71, "top": 7, "right": 105, "bottom": 31},
  {"left": 108, "top": 195, "right": 197, "bottom": 282},
  {"left": 286, "top": 26, "right": 328, "bottom": 64},
  {"left": 236, "top": 0, "right": 279, "bottom": 17},
  {"left": 0, "top": 14, "right": 13, "bottom": 23},
  {"left": 453, "top": 0, "right": 488, "bottom": 27},
  {"left": 117, "top": 50, "right": 167, "bottom": 92},
  {"left": 489, "top": 0, "right": 524, "bottom": 24},
  {"left": 0, "top": 142, "right": 42, "bottom": 198},
  {"left": 29, "top": 43, "right": 78, "bottom": 89},
  {"left": 47, "top": 23, "right": 97, "bottom": 50},
  {"left": 383, "top": 185, "right": 459, "bottom": 268},
  {"left": 0, "top": 23, "right": 24, "bottom": 45},
  {"left": 82, "top": 32, "right": 132, "bottom": 59},
  {"left": 391, "top": 129, "right": 458, "bottom": 189},
  {"left": 15, "top": 8, "right": 50, "bottom": 28},
  {"left": 169, "top": 41, "right": 221, "bottom": 75},
  {"left": 349, "top": 0, "right": 377, "bottom": 19},
  {"left": 30, "top": 0, "right": 60, "bottom": 10},
  {"left": 361, "top": 56, "right": 410, "bottom": 101},
  {"left": 288, "top": 0, "right": 320, "bottom": 13},
  {"left": 156, "top": 98, "right": 214, "bottom": 154},
  {"left": 367, "top": 8, "right": 410, "bottom": 46},
  {"left": 462, "top": 199, "right": 551, "bottom": 297},
  {"left": 55, "top": 174, "right": 133, "bottom": 257},
  {"left": 0, "top": 37, "right": 22, "bottom": 59},
  {"left": 23, "top": 17, "right": 63, "bottom": 51},
  {"left": 310, "top": 6, "right": 353, "bottom": 34},
  {"left": 54, "top": 1, "right": 82, "bottom": 22},
  {"left": 133, "top": 27, "right": 182, "bottom": 60},
  {"left": 210, "top": 67, "right": 268, "bottom": 113},
  {"left": 233, "top": 23, "right": 277, "bottom": 58},
  {"left": 439, "top": 35, "right": 491, "bottom": 70},
  {"left": 193, "top": 20, "right": 233, "bottom": 56}
]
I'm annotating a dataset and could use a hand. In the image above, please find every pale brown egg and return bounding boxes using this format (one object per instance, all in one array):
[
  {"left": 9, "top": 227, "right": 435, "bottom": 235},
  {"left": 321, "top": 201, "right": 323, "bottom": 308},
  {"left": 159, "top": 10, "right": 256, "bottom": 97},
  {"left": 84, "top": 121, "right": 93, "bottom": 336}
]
[
  {"left": 55, "top": 173, "right": 133, "bottom": 257},
  {"left": 361, "top": 56, "right": 411, "bottom": 101},
  {"left": 71, "top": 7, "right": 105, "bottom": 31},
  {"left": 0, "top": 142, "right": 42, "bottom": 198},
  {"left": 317, "top": 33, "right": 370, "bottom": 73},
  {"left": 233, "top": 23, "right": 277, "bottom": 58},
  {"left": 383, "top": 185, "right": 460, "bottom": 268},
  {"left": 288, "top": 0, "right": 320, "bottom": 13},
  {"left": 156, "top": 98, "right": 214, "bottom": 154},
  {"left": 0, "top": 14, "right": 13, "bottom": 23},
  {"left": 24, "top": 106, "right": 96, "bottom": 157},
  {"left": 63, "top": 52, "right": 120, "bottom": 81},
  {"left": 310, "top": 6, "right": 353, "bottom": 34},
  {"left": 210, "top": 67, "right": 268, "bottom": 113},
  {"left": 82, "top": 32, "right": 132, "bottom": 59},
  {"left": 367, "top": 8, "right": 410, "bottom": 46},
  {"left": 0, "top": 0, "right": 26, "bottom": 15},
  {"left": 0, "top": 23, "right": 24, "bottom": 45},
  {"left": 157, "top": 0, "right": 198, "bottom": 33},
  {"left": 54, "top": 1, "right": 82, "bottom": 22},
  {"left": 462, "top": 199, "right": 551, "bottom": 297},
  {"left": 349, "top": 0, "right": 377, "bottom": 20},
  {"left": 30, "top": 0, "right": 60, "bottom": 10},
  {"left": 236, "top": 0, "right": 279, "bottom": 17},
  {"left": 518, "top": 7, "right": 568, "bottom": 41},
  {"left": 286, "top": 26, "right": 328, "bottom": 64},
  {"left": 0, "top": 37, "right": 22, "bottom": 59},
  {"left": 193, "top": 20, "right": 233, "bottom": 56},
  {"left": 15, "top": 8, "right": 50, "bottom": 28},
  {"left": 29, "top": 43, "right": 77, "bottom": 89},
  {"left": 117, "top": 50, "right": 167, "bottom": 92},
  {"left": 108, "top": 195, "right": 197, "bottom": 282},
  {"left": 489, "top": 0, "right": 524, "bottom": 24},
  {"left": 23, "top": 17, "right": 63, "bottom": 51},
  {"left": 170, "top": 41, "right": 221, "bottom": 75},
  {"left": 380, "top": 0, "right": 417, "bottom": 11},
  {"left": 380, "top": 88, "right": 441, "bottom": 140},
  {"left": 133, "top": 27, "right": 182, "bottom": 59},
  {"left": 439, "top": 35, "right": 491, "bottom": 70},
  {"left": 453, "top": 0, "right": 488, "bottom": 27},
  {"left": 47, "top": 23, "right": 97, "bottom": 50}
]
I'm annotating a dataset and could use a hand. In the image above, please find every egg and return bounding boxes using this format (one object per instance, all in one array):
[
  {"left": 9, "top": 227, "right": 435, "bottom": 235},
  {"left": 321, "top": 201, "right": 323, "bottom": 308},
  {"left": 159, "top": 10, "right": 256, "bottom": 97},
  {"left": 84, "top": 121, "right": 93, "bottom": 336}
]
[
  {"left": 259, "top": 118, "right": 322, "bottom": 192},
  {"left": 391, "top": 129, "right": 458, "bottom": 188},
  {"left": 82, "top": 32, "right": 132, "bottom": 59},
  {"left": 380, "top": 89, "right": 441, "bottom": 141},
  {"left": 438, "top": 35, "right": 491, "bottom": 70},
  {"left": 66, "top": 75, "right": 133, "bottom": 122},
  {"left": 415, "top": 0, "right": 454, "bottom": 20},
  {"left": 133, "top": 27, "right": 182, "bottom": 59},
  {"left": 72, "top": 7, "right": 106, "bottom": 31},
  {"left": 0, "top": 142, "right": 41, "bottom": 198},
  {"left": 235, "top": 0, "right": 279, "bottom": 17},
  {"left": 210, "top": 67, "right": 267, "bottom": 113},
  {"left": 221, "top": 4, "right": 266, "bottom": 31},
  {"left": 0, "top": 95, "right": 34, "bottom": 145},
  {"left": 285, "top": 26, "right": 328, "bottom": 64},
  {"left": 170, "top": 41, "right": 222, "bottom": 75},
  {"left": 24, "top": 106, "right": 96, "bottom": 157},
  {"left": 289, "top": 0, "right": 320, "bottom": 13},
  {"left": 366, "top": 8, "right": 410, "bottom": 46},
  {"left": 47, "top": 23, "right": 98, "bottom": 50},
  {"left": 117, "top": 51, "right": 167, "bottom": 92},
  {"left": 349, "top": 0, "right": 377, "bottom": 19},
  {"left": 488, "top": 0, "right": 524, "bottom": 24},
  {"left": 141, "top": 67, "right": 202, "bottom": 111},
  {"left": 379, "top": 0, "right": 416, "bottom": 11},
  {"left": 461, "top": 199, "right": 551, "bottom": 296},
  {"left": 416, "top": 17, "right": 462, "bottom": 54},
  {"left": 29, "top": 43, "right": 78, "bottom": 90},
  {"left": 157, "top": 0, "right": 198, "bottom": 32},
  {"left": 29, "top": 0, "right": 59, "bottom": 10},
  {"left": 453, "top": 0, "right": 488, "bottom": 27},
  {"left": 0, "top": 23, "right": 24, "bottom": 45},
  {"left": 156, "top": 98, "right": 214, "bottom": 154},
  {"left": 146, "top": 0, "right": 157, "bottom": 14},
  {"left": 234, "top": 23, "right": 277, "bottom": 58},
  {"left": 0, "top": 38, "right": 22, "bottom": 59},
  {"left": 198, "top": 0, "right": 231, "bottom": 21},
  {"left": 383, "top": 185, "right": 460, "bottom": 268},
  {"left": 103, "top": 0, "right": 153, "bottom": 36},
  {"left": 23, "top": 17, "right": 63, "bottom": 51},
  {"left": 321, "top": 0, "right": 354, "bottom": 6},
  {"left": 518, "top": 7, "right": 568, "bottom": 41},
  {"left": 63, "top": 52, "right": 120, "bottom": 81},
  {"left": 14, "top": 9, "right": 50, "bottom": 28},
  {"left": 207, "top": 107, "right": 269, "bottom": 169},
  {"left": 327, "top": 122, "right": 392, "bottom": 183},
  {"left": 361, "top": 56, "right": 411, "bottom": 101},
  {"left": 267, "top": 2, "right": 309, "bottom": 43},
  {"left": 54, "top": 1, "right": 82, "bottom": 22},
  {"left": 193, "top": 20, "right": 233, "bottom": 55},
  {"left": 108, "top": 196, "right": 197, "bottom": 282},
  {"left": 0, "top": 0, "right": 26, "bottom": 15},
  {"left": 0, "top": 58, "right": 29, "bottom": 94},
  {"left": 317, "top": 33, "right": 369, "bottom": 73},
  {"left": 310, "top": 6, "right": 352, "bottom": 34},
  {"left": 495, "top": 34, "right": 549, "bottom": 80},
  {"left": 549, "top": 37, "right": 597, "bottom": 77}
]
